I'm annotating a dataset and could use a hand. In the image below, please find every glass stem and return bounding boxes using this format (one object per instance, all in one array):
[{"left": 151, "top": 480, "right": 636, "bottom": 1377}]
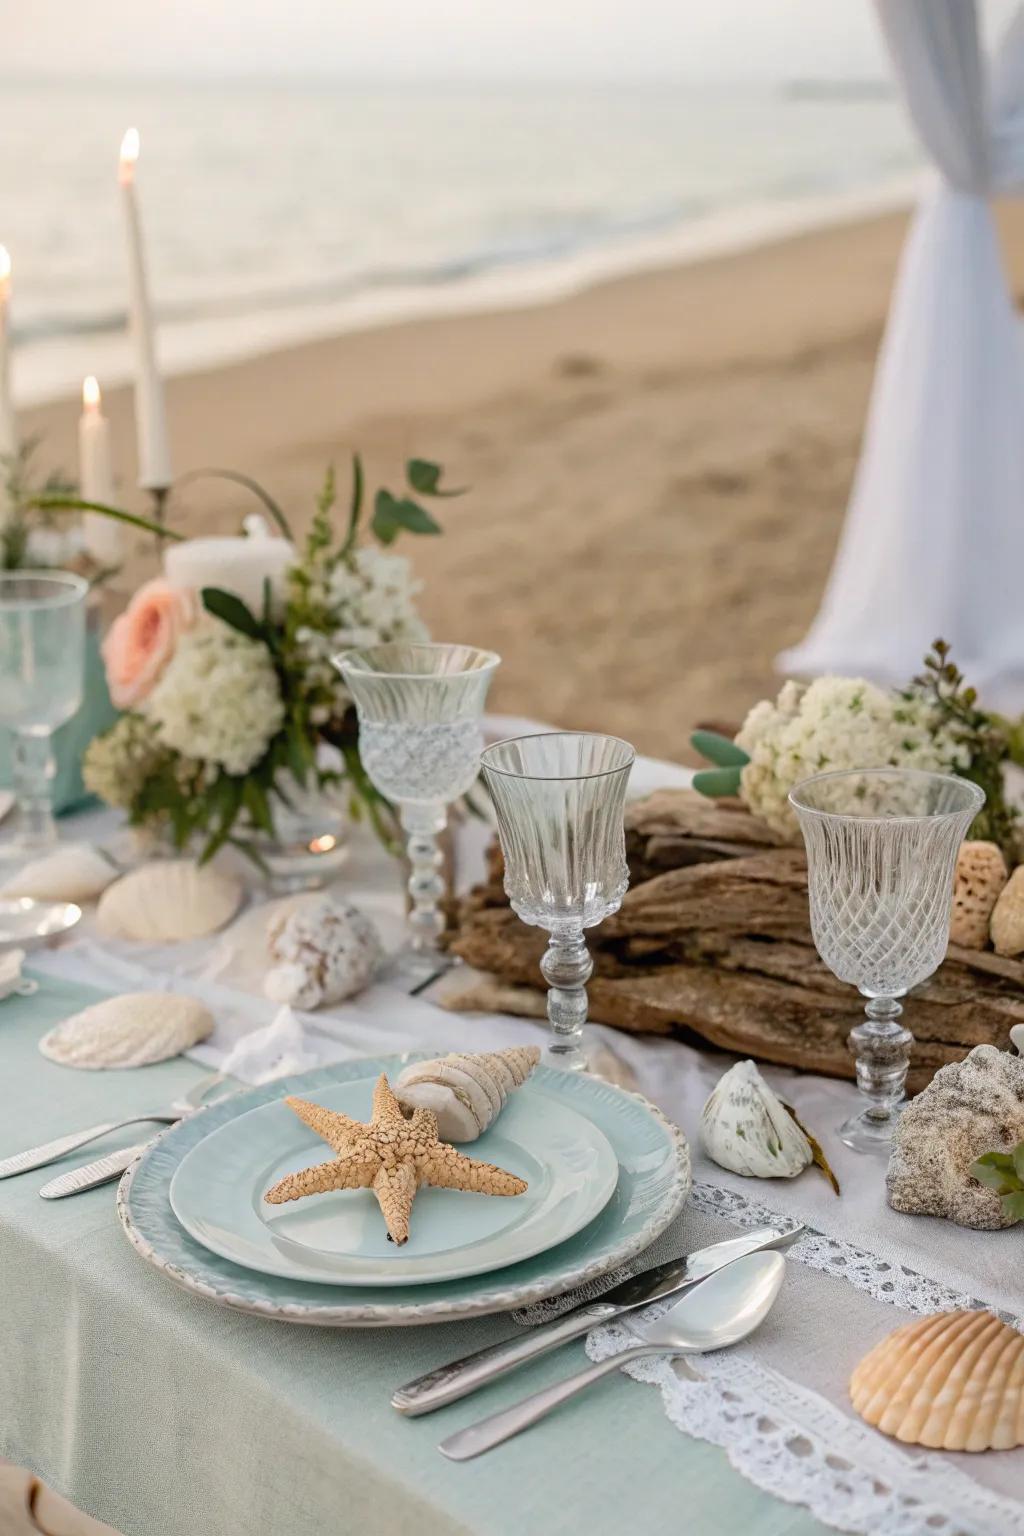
[
  {"left": 12, "top": 727, "right": 58, "bottom": 852},
  {"left": 849, "top": 995, "right": 913, "bottom": 1125},
  {"left": 401, "top": 803, "right": 447, "bottom": 956},
  {"left": 540, "top": 926, "right": 593, "bottom": 1071}
]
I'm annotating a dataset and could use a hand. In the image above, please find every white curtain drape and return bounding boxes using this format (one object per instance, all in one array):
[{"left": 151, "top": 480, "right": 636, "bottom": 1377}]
[{"left": 778, "top": 0, "right": 1024, "bottom": 711}]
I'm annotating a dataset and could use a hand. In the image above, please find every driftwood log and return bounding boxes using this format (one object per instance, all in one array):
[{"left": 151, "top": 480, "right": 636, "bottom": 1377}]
[{"left": 450, "top": 789, "right": 1024, "bottom": 1092}]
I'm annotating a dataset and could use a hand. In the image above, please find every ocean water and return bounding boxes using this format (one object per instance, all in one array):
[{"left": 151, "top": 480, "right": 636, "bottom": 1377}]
[{"left": 0, "top": 78, "right": 919, "bottom": 402}]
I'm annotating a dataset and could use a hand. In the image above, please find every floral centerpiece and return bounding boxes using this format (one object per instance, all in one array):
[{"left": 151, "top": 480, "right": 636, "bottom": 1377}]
[
  {"left": 692, "top": 642, "right": 1023, "bottom": 857},
  {"left": 83, "top": 457, "right": 456, "bottom": 864}
]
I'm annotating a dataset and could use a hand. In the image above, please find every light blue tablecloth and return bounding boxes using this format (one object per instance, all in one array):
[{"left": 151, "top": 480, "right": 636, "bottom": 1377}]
[{"left": 0, "top": 974, "right": 828, "bottom": 1536}]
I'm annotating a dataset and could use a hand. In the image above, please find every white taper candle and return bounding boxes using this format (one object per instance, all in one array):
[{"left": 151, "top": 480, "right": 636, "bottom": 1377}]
[
  {"left": 79, "top": 376, "right": 123, "bottom": 564},
  {"left": 0, "top": 247, "right": 16, "bottom": 528},
  {"left": 119, "top": 128, "right": 172, "bottom": 492}
]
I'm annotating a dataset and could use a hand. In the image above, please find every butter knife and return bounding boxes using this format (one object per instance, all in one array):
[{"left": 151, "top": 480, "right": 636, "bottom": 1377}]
[
  {"left": 391, "top": 1223, "right": 804, "bottom": 1416},
  {"left": 38, "top": 1142, "right": 150, "bottom": 1199}
]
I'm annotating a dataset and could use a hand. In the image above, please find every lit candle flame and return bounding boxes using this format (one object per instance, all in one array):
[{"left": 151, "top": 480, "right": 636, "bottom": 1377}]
[
  {"left": 119, "top": 127, "right": 140, "bottom": 184},
  {"left": 0, "top": 246, "right": 10, "bottom": 292},
  {"left": 83, "top": 375, "right": 101, "bottom": 412}
]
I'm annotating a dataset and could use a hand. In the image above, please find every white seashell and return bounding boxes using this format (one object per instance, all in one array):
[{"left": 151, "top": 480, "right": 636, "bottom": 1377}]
[
  {"left": 700, "top": 1059, "right": 813, "bottom": 1179},
  {"left": 39, "top": 991, "right": 214, "bottom": 1069},
  {"left": 96, "top": 860, "right": 242, "bottom": 943},
  {"left": 396, "top": 1047, "right": 541, "bottom": 1142},
  {"left": 1011, "top": 1024, "right": 1024, "bottom": 1056},
  {"left": 263, "top": 897, "right": 381, "bottom": 1010},
  {"left": 2, "top": 844, "right": 118, "bottom": 903}
]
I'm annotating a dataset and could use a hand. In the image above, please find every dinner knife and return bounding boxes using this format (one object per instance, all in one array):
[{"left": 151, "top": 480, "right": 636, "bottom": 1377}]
[
  {"left": 391, "top": 1222, "right": 804, "bottom": 1416},
  {"left": 38, "top": 1142, "right": 150, "bottom": 1199}
]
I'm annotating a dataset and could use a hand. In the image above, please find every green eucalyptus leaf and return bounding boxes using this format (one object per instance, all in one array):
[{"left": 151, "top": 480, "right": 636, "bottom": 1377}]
[
  {"left": 692, "top": 766, "right": 743, "bottom": 799},
  {"left": 406, "top": 458, "right": 465, "bottom": 498},
  {"left": 201, "top": 587, "right": 262, "bottom": 640},
  {"left": 372, "top": 490, "right": 441, "bottom": 545},
  {"left": 1014, "top": 1141, "right": 1024, "bottom": 1184},
  {"left": 1001, "top": 1189, "right": 1024, "bottom": 1222},
  {"left": 690, "top": 729, "right": 750, "bottom": 768}
]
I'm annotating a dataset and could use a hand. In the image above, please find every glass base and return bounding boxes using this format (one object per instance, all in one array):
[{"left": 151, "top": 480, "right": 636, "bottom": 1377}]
[
  {"left": 545, "top": 1039, "right": 589, "bottom": 1073},
  {"left": 839, "top": 1103, "right": 905, "bottom": 1154},
  {"left": 383, "top": 944, "right": 456, "bottom": 996}
]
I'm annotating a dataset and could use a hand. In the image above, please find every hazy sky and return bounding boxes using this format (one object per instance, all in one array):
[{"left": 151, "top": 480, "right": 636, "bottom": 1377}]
[{"left": 4, "top": 0, "right": 893, "bottom": 82}]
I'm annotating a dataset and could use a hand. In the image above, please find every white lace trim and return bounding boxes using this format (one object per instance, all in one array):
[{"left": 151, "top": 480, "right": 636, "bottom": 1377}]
[
  {"left": 584, "top": 1326, "right": 1024, "bottom": 1536},
  {"left": 688, "top": 1182, "right": 1024, "bottom": 1328}
]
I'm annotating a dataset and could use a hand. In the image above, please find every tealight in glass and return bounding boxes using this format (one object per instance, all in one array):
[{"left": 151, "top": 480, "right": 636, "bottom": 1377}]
[
  {"left": 790, "top": 768, "right": 984, "bottom": 1153},
  {"left": 480, "top": 731, "right": 635, "bottom": 1072},
  {"left": 336, "top": 642, "right": 499, "bottom": 984}
]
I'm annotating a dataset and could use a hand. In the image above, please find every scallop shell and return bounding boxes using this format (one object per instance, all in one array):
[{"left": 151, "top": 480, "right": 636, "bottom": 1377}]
[
  {"left": 2, "top": 844, "right": 118, "bottom": 903},
  {"left": 395, "top": 1047, "right": 541, "bottom": 1142},
  {"left": 263, "top": 897, "right": 381, "bottom": 1010},
  {"left": 96, "top": 860, "right": 242, "bottom": 943},
  {"left": 700, "top": 1059, "right": 813, "bottom": 1179},
  {"left": 850, "top": 1310, "right": 1024, "bottom": 1452},
  {"left": 39, "top": 991, "right": 214, "bottom": 1069}
]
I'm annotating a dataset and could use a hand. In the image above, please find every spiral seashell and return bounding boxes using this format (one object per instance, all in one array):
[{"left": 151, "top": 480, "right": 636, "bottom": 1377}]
[
  {"left": 850, "top": 1310, "right": 1024, "bottom": 1452},
  {"left": 395, "top": 1047, "right": 541, "bottom": 1142}
]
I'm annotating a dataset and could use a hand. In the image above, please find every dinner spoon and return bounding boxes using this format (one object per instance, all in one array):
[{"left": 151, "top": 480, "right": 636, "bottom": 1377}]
[{"left": 439, "top": 1249, "right": 785, "bottom": 1461}]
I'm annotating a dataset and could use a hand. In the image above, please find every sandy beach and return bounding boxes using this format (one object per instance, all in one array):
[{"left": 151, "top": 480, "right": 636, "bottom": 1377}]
[{"left": 22, "top": 200, "right": 1024, "bottom": 763}]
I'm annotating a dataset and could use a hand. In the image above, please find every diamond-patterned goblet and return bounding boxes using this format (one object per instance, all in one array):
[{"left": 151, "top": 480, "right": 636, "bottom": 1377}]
[
  {"left": 480, "top": 731, "right": 635, "bottom": 1072},
  {"left": 790, "top": 768, "right": 984, "bottom": 1153},
  {"left": 336, "top": 642, "right": 500, "bottom": 986}
]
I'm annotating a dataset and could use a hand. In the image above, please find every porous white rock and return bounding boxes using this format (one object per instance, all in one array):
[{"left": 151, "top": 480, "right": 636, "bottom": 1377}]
[{"left": 886, "top": 1044, "right": 1024, "bottom": 1229}]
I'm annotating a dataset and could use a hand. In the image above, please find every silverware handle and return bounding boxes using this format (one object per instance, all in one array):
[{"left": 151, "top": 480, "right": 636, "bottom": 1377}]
[
  {"left": 439, "top": 1345, "right": 653, "bottom": 1461},
  {"left": 392, "top": 1303, "right": 617, "bottom": 1416},
  {"left": 0, "top": 1114, "right": 176, "bottom": 1180},
  {"left": 39, "top": 1142, "right": 151, "bottom": 1200}
]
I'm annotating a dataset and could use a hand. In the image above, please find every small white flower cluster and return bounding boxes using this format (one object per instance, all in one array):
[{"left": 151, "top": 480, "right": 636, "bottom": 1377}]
[
  {"left": 736, "top": 676, "right": 969, "bottom": 839},
  {"left": 147, "top": 621, "right": 285, "bottom": 775},
  {"left": 296, "top": 548, "right": 429, "bottom": 725}
]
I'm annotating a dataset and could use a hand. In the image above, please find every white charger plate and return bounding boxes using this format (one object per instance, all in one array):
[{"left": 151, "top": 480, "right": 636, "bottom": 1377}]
[{"left": 169, "top": 1081, "right": 619, "bottom": 1286}]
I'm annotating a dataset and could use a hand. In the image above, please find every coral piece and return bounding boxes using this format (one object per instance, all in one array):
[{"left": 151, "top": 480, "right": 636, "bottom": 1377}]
[
  {"left": 990, "top": 866, "right": 1024, "bottom": 958},
  {"left": 96, "top": 861, "right": 242, "bottom": 943},
  {"left": 886, "top": 1045, "right": 1024, "bottom": 1229},
  {"left": 950, "top": 841, "right": 1008, "bottom": 949},
  {"left": 39, "top": 991, "right": 213, "bottom": 1069},
  {"left": 264, "top": 1075, "right": 527, "bottom": 1244},
  {"left": 1, "top": 844, "right": 117, "bottom": 903},
  {"left": 850, "top": 1310, "right": 1024, "bottom": 1451},
  {"left": 700, "top": 1059, "right": 813, "bottom": 1179},
  {"left": 396, "top": 1046, "right": 541, "bottom": 1142},
  {"left": 263, "top": 897, "right": 381, "bottom": 1010}
]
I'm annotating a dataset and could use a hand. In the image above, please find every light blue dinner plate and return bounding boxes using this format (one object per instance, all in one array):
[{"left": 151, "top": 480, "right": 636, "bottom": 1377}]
[
  {"left": 118, "top": 1055, "right": 691, "bottom": 1327},
  {"left": 169, "top": 1082, "right": 620, "bottom": 1286}
]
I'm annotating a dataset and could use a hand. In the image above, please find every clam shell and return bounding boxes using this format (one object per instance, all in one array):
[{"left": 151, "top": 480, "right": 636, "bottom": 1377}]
[
  {"left": 395, "top": 1046, "right": 541, "bottom": 1142},
  {"left": 1, "top": 844, "right": 118, "bottom": 903},
  {"left": 96, "top": 860, "right": 242, "bottom": 943},
  {"left": 39, "top": 991, "right": 214, "bottom": 1069},
  {"left": 700, "top": 1059, "right": 813, "bottom": 1179},
  {"left": 850, "top": 1310, "right": 1024, "bottom": 1452}
]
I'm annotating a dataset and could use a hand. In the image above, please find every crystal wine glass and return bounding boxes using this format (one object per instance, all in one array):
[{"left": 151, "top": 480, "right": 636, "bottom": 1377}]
[
  {"left": 335, "top": 642, "right": 500, "bottom": 985},
  {"left": 790, "top": 768, "right": 984, "bottom": 1153},
  {"left": 480, "top": 731, "right": 635, "bottom": 1072},
  {"left": 0, "top": 571, "right": 89, "bottom": 856}
]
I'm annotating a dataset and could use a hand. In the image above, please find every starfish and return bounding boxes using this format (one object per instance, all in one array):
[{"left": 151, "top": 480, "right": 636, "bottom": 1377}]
[{"left": 264, "top": 1074, "right": 527, "bottom": 1245}]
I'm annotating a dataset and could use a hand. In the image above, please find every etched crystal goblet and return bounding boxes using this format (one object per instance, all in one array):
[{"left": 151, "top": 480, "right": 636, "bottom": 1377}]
[
  {"left": 480, "top": 731, "right": 635, "bottom": 1072},
  {"left": 336, "top": 642, "right": 499, "bottom": 986},
  {"left": 790, "top": 768, "right": 984, "bottom": 1153},
  {"left": 0, "top": 571, "right": 88, "bottom": 856}
]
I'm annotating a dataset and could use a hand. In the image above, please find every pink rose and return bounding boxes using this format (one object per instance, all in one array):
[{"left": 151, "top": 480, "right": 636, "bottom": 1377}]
[{"left": 102, "top": 578, "right": 197, "bottom": 709}]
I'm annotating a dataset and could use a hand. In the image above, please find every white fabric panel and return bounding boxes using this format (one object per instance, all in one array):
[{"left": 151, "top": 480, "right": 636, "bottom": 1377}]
[{"left": 779, "top": 1, "right": 1024, "bottom": 710}]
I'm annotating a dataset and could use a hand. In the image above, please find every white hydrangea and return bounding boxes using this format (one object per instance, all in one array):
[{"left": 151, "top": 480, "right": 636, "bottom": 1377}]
[
  {"left": 146, "top": 622, "right": 285, "bottom": 776},
  {"left": 296, "top": 548, "right": 429, "bottom": 724},
  {"left": 735, "top": 676, "right": 969, "bottom": 839}
]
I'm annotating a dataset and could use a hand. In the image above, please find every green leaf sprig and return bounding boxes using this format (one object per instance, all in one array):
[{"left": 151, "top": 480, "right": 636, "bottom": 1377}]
[
  {"left": 969, "top": 1140, "right": 1024, "bottom": 1224},
  {"left": 690, "top": 729, "right": 750, "bottom": 799}
]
